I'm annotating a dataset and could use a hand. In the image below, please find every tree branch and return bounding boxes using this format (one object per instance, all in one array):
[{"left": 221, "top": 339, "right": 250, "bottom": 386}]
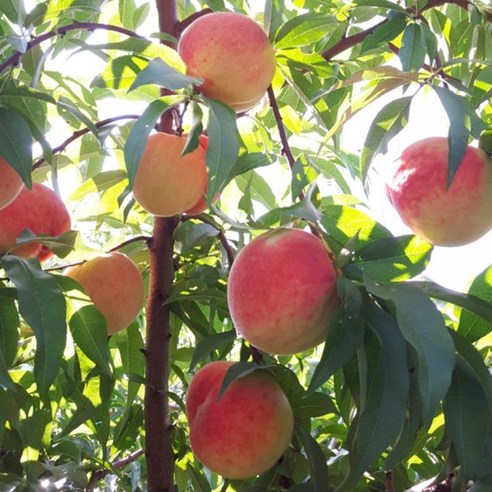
[
  {"left": 177, "top": 8, "right": 213, "bottom": 34},
  {"left": 0, "top": 22, "right": 143, "bottom": 74},
  {"left": 32, "top": 115, "right": 140, "bottom": 170},
  {"left": 322, "top": 0, "right": 492, "bottom": 61}
]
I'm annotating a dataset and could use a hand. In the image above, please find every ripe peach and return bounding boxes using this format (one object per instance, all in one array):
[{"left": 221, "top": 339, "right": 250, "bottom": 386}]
[
  {"left": 186, "top": 361, "right": 294, "bottom": 479},
  {"left": 0, "top": 157, "right": 23, "bottom": 211},
  {"left": 178, "top": 12, "right": 277, "bottom": 113},
  {"left": 386, "top": 137, "right": 492, "bottom": 246},
  {"left": 227, "top": 228, "right": 338, "bottom": 355},
  {"left": 64, "top": 252, "right": 144, "bottom": 335},
  {"left": 133, "top": 132, "right": 208, "bottom": 217},
  {"left": 0, "top": 183, "right": 71, "bottom": 261}
]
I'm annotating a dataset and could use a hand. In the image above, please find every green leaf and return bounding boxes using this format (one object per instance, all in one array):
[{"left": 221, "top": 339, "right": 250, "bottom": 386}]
[
  {"left": 295, "top": 426, "right": 329, "bottom": 492},
  {"left": 275, "top": 13, "right": 336, "bottom": 49},
  {"left": 0, "top": 107, "right": 33, "bottom": 188},
  {"left": 291, "top": 392, "right": 338, "bottom": 418},
  {"left": 264, "top": 0, "right": 284, "bottom": 40},
  {"left": 189, "top": 331, "right": 236, "bottom": 371},
  {"left": 458, "top": 266, "right": 492, "bottom": 341},
  {"left": 433, "top": 86, "right": 470, "bottom": 187},
  {"left": 187, "top": 464, "right": 212, "bottom": 492},
  {"left": 443, "top": 357, "right": 490, "bottom": 480},
  {"left": 360, "top": 96, "right": 412, "bottom": 182},
  {"left": 69, "top": 306, "right": 111, "bottom": 375},
  {"left": 0, "top": 351, "right": 14, "bottom": 390},
  {"left": 129, "top": 57, "right": 202, "bottom": 92},
  {"left": 309, "top": 279, "right": 365, "bottom": 392},
  {"left": 0, "top": 297, "right": 19, "bottom": 368},
  {"left": 204, "top": 99, "right": 240, "bottom": 201},
  {"left": 118, "top": 0, "right": 137, "bottom": 29},
  {"left": 1, "top": 257, "right": 66, "bottom": 398},
  {"left": 364, "top": 279, "right": 455, "bottom": 427},
  {"left": 352, "top": 0, "right": 407, "bottom": 13},
  {"left": 354, "top": 235, "right": 433, "bottom": 282},
  {"left": 0, "top": 0, "right": 26, "bottom": 23},
  {"left": 123, "top": 95, "right": 180, "bottom": 188},
  {"left": 218, "top": 362, "right": 275, "bottom": 400},
  {"left": 347, "top": 303, "right": 409, "bottom": 485},
  {"left": 400, "top": 23, "right": 426, "bottom": 71},
  {"left": 360, "top": 13, "right": 407, "bottom": 53}
]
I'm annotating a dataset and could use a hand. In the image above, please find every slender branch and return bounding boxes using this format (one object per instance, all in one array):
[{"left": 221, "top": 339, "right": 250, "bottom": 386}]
[
  {"left": 32, "top": 115, "right": 140, "bottom": 170},
  {"left": 385, "top": 471, "right": 394, "bottom": 492},
  {"left": 177, "top": 8, "right": 213, "bottom": 34},
  {"left": 322, "top": 0, "right": 492, "bottom": 61},
  {"left": 0, "top": 22, "right": 144, "bottom": 74}
]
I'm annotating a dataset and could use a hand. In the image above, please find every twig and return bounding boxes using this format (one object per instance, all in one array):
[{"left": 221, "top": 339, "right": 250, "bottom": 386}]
[
  {"left": 177, "top": 8, "right": 213, "bottom": 34},
  {"left": 0, "top": 22, "right": 144, "bottom": 74},
  {"left": 32, "top": 114, "right": 140, "bottom": 170},
  {"left": 385, "top": 470, "right": 394, "bottom": 492}
]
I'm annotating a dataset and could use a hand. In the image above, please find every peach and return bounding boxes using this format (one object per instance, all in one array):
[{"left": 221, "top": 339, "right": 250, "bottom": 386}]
[
  {"left": 386, "top": 137, "right": 492, "bottom": 246},
  {"left": 227, "top": 228, "right": 338, "bottom": 355},
  {"left": 64, "top": 252, "right": 144, "bottom": 335},
  {"left": 0, "top": 182, "right": 71, "bottom": 261},
  {"left": 178, "top": 12, "right": 277, "bottom": 113},
  {"left": 186, "top": 361, "right": 294, "bottom": 479},
  {"left": 0, "top": 157, "right": 23, "bottom": 211},
  {"left": 133, "top": 132, "right": 208, "bottom": 217}
]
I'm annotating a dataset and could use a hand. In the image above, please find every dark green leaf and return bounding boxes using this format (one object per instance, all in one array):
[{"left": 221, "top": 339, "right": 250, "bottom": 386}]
[
  {"left": 187, "top": 464, "right": 212, "bottom": 492},
  {"left": 1, "top": 257, "right": 66, "bottom": 398},
  {"left": 296, "top": 426, "right": 329, "bottom": 492},
  {"left": 218, "top": 362, "right": 275, "bottom": 400},
  {"left": 365, "top": 279, "right": 455, "bottom": 426},
  {"left": 0, "top": 107, "right": 32, "bottom": 188},
  {"left": 291, "top": 392, "right": 337, "bottom": 418},
  {"left": 443, "top": 357, "right": 490, "bottom": 480},
  {"left": 360, "top": 96, "right": 412, "bottom": 182},
  {"left": 189, "top": 331, "right": 236, "bottom": 371},
  {"left": 204, "top": 98, "right": 240, "bottom": 201},
  {"left": 0, "top": 0, "right": 26, "bottom": 23},
  {"left": 400, "top": 23, "right": 426, "bottom": 71},
  {"left": 360, "top": 13, "right": 407, "bottom": 53},
  {"left": 69, "top": 305, "right": 111, "bottom": 375},
  {"left": 124, "top": 96, "right": 180, "bottom": 188},
  {"left": 433, "top": 86, "right": 470, "bottom": 187},
  {"left": 309, "top": 279, "right": 365, "bottom": 392},
  {"left": 0, "top": 297, "right": 19, "bottom": 368},
  {"left": 275, "top": 13, "right": 336, "bottom": 49},
  {"left": 129, "top": 57, "right": 202, "bottom": 92}
]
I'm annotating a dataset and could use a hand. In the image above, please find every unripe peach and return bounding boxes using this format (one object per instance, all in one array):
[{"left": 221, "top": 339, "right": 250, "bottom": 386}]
[
  {"left": 0, "top": 157, "right": 23, "bottom": 211},
  {"left": 227, "top": 228, "right": 338, "bottom": 355},
  {"left": 0, "top": 183, "right": 71, "bottom": 261},
  {"left": 133, "top": 133, "right": 208, "bottom": 217},
  {"left": 178, "top": 12, "right": 277, "bottom": 113},
  {"left": 64, "top": 252, "right": 144, "bottom": 335},
  {"left": 386, "top": 137, "right": 492, "bottom": 246},
  {"left": 186, "top": 361, "right": 294, "bottom": 479}
]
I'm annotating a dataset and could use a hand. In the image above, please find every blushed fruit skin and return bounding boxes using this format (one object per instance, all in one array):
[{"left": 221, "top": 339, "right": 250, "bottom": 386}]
[
  {"left": 64, "top": 252, "right": 144, "bottom": 335},
  {"left": 186, "top": 361, "right": 294, "bottom": 479},
  {"left": 177, "top": 12, "right": 277, "bottom": 113},
  {"left": 133, "top": 133, "right": 208, "bottom": 217},
  {"left": 0, "top": 157, "right": 23, "bottom": 211},
  {"left": 386, "top": 137, "right": 492, "bottom": 246},
  {"left": 0, "top": 183, "right": 71, "bottom": 261},
  {"left": 227, "top": 228, "right": 339, "bottom": 355}
]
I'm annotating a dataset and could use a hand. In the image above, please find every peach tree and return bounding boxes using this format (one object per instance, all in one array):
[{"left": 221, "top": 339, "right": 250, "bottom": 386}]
[{"left": 1, "top": 0, "right": 492, "bottom": 491}]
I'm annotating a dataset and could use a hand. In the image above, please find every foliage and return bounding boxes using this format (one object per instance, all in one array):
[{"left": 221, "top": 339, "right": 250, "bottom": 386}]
[{"left": 0, "top": 0, "right": 492, "bottom": 491}]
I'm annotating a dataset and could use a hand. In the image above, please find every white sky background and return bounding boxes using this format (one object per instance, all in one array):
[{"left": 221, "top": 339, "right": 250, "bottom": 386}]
[{"left": 25, "top": 0, "right": 492, "bottom": 293}]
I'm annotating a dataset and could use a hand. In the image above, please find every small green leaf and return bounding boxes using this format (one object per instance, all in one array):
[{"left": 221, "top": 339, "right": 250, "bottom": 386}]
[
  {"left": 275, "top": 13, "right": 336, "bottom": 49},
  {"left": 0, "top": 296, "right": 19, "bottom": 368},
  {"left": 218, "top": 362, "right": 275, "bottom": 400},
  {"left": 360, "top": 13, "right": 407, "bottom": 53},
  {"left": 69, "top": 305, "right": 112, "bottom": 375},
  {"left": 433, "top": 86, "right": 470, "bottom": 187},
  {"left": 400, "top": 23, "right": 426, "bottom": 71},
  {"left": 123, "top": 95, "right": 181, "bottom": 188},
  {"left": 129, "top": 57, "right": 202, "bottom": 92},
  {"left": 1, "top": 257, "right": 67, "bottom": 398},
  {"left": 189, "top": 331, "right": 236, "bottom": 371},
  {"left": 204, "top": 98, "right": 240, "bottom": 201},
  {"left": 0, "top": 107, "right": 33, "bottom": 188},
  {"left": 360, "top": 96, "right": 412, "bottom": 182}
]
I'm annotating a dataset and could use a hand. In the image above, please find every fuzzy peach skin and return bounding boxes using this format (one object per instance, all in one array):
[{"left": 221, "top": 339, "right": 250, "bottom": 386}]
[
  {"left": 0, "top": 157, "right": 23, "bottom": 211},
  {"left": 133, "top": 132, "right": 208, "bottom": 217},
  {"left": 0, "top": 182, "right": 71, "bottom": 261},
  {"left": 227, "top": 228, "right": 339, "bottom": 355},
  {"left": 386, "top": 137, "right": 492, "bottom": 246},
  {"left": 177, "top": 12, "right": 277, "bottom": 113},
  {"left": 186, "top": 361, "right": 294, "bottom": 479},
  {"left": 64, "top": 252, "right": 144, "bottom": 335}
]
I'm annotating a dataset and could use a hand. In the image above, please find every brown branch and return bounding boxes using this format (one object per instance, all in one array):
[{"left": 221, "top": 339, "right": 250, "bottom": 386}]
[
  {"left": 32, "top": 115, "right": 140, "bottom": 170},
  {"left": 143, "top": 2, "right": 179, "bottom": 491},
  {"left": 177, "top": 8, "right": 213, "bottom": 34},
  {"left": 385, "top": 470, "right": 394, "bottom": 492},
  {"left": 322, "top": 0, "right": 492, "bottom": 62},
  {"left": 0, "top": 22, "right": 144, "bottom": 74}
]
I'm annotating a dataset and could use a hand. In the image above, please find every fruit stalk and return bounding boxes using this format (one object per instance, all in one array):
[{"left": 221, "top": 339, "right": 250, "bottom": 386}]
[{"left": 144, "top": 0, "right": 178, "bottom": 490}]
